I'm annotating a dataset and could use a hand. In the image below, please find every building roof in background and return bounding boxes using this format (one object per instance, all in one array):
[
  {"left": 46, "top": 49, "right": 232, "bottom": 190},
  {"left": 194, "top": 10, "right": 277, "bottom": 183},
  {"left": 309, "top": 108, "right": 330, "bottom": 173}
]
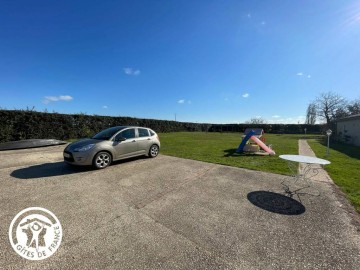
[{"left": 337, "top": 114, "right": 360, "bottom": 122}]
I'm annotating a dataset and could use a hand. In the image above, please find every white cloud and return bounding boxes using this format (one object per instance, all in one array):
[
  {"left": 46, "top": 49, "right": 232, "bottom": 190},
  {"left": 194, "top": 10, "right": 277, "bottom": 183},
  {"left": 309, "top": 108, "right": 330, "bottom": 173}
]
[
  {"left": 43, "top": 95, "right": 73, "bottom": 104},
  {"left": 123, "top": 67, "right": 141, "bottom": 76},
  {"left": 269, "top": 115, "right": 306, "bottom": 124},
  {"left": 177, "top": 99, "right": 192, "bottom": 105},
  {"left": 123, "top": 68, "right": 132, "bottom": 75},
  {"left": 102, "top": 105, "right": 108, "bottom": 109},
  {"left": 242, "top": 93, "right": 249, "bottom": 98},
  {"left": 272, "top": 115, "right": 280, "bottom": 118},
  {"left": 297, "top": 72, "right": 312, "bottom": 79}
]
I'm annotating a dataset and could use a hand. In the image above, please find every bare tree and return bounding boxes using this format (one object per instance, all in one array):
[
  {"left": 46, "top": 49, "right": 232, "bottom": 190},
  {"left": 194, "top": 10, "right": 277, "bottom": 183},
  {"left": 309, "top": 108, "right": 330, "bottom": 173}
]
[
  {"left": 245, "top": 117, "right": 266, "bottom": 124},
  {"left": 348, "top": 99, "right": 360, "bottom": 115},
  {"left": 305, "top": 102, "right": 317, "bottom": 124},
  {"left": 315, "top": 92, "right": 347, "bottom": 125},
  {"left": 334, "top": 107, "right": 349, "bottom": 119}
]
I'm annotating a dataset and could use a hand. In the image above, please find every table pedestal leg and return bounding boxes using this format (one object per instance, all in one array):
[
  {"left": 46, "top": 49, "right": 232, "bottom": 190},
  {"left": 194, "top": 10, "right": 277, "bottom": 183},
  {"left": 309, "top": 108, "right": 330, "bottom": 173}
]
[{"left": 281, "top": 162, "right": 320, "bottom": 197}]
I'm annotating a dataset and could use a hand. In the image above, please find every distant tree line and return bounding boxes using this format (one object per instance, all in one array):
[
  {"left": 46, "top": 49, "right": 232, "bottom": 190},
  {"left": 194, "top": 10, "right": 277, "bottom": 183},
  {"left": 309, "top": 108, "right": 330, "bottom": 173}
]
[
  {"left": 306, "top": 92, "right": 360, "bottom": 126},
  {"left": 0, "top": 110, "right": 324, "bottom": 143}
]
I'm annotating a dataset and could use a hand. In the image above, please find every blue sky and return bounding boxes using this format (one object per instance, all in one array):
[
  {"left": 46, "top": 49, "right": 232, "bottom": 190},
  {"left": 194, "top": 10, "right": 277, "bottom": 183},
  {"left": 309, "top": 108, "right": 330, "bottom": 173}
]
[{"left": 0, "top": 0, "right": 359, "bottom": 124}]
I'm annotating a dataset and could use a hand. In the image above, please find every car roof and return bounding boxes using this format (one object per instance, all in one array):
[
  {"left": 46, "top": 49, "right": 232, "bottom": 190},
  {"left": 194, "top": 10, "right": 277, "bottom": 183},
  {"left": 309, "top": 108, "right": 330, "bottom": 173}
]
[{"left": 113, "top": 126, "right": 153, "bottom": 130}]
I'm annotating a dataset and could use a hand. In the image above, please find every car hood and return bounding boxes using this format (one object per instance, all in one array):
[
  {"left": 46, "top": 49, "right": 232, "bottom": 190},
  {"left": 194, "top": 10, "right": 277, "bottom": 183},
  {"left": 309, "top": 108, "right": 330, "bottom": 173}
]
[{"left": 67, "top": 138, "right": 104, "bottom": 151}]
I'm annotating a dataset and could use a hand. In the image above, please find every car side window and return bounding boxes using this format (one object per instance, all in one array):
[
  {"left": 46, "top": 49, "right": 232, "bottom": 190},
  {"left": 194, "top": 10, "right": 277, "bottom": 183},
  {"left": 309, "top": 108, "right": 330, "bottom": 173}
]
[
  {"left": 116, "top": 128, "right": 135, "bottom": 140},
  {"left": 138, "top": 128, "right": 149, "bottom": 137}
]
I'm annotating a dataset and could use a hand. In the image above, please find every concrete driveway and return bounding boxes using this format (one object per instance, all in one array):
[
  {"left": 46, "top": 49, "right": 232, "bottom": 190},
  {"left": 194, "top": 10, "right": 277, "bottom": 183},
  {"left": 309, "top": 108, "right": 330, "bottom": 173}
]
[{"left": 0, "top": 145, "right": 359, "bottom": 269}]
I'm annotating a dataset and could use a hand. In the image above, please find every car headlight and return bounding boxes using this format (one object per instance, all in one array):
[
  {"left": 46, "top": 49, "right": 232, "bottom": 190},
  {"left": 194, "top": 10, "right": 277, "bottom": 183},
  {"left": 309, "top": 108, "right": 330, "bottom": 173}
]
[{"left": 73, "top": 144, "right": 95, "bottom": 152}]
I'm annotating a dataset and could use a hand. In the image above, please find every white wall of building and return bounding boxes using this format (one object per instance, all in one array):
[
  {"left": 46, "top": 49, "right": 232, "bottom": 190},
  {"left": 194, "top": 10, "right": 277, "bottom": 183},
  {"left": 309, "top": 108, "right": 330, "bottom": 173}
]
[{"left": 337, "top": 117, "right": 360, "bottom": 146}]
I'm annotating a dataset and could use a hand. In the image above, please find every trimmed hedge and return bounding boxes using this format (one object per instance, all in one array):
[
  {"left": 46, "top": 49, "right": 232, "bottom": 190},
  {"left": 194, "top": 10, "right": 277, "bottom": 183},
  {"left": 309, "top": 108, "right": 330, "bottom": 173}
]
[{"left": 0, "top": 110, "right": 324, "bottom": 142}]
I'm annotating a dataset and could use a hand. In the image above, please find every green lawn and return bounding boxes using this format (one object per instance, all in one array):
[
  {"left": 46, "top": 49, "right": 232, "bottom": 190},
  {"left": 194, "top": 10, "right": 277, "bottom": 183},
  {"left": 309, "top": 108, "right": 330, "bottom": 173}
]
[
  {"left": 308, "top": 139, "right": 360, "bottom": 213},
  {"left": 159, "top": 132, "right": 318, "bottom": 175}
]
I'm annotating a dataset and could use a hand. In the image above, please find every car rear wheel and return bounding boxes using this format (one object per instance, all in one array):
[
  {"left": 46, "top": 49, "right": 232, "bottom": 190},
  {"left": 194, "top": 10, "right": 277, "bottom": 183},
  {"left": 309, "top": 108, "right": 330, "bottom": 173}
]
[
  {"left": 149, "top": 144, "right": 159, "bottom": 158},
  {"left": 93, "top": 151, "right": 112, "bottom": 169}
]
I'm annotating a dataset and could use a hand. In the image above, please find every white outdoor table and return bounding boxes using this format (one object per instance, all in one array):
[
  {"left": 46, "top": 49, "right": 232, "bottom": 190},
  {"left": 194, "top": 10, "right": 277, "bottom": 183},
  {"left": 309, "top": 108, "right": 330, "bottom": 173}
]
[{"left": 279, "top": 155, "right": 331, "bottom": 196}]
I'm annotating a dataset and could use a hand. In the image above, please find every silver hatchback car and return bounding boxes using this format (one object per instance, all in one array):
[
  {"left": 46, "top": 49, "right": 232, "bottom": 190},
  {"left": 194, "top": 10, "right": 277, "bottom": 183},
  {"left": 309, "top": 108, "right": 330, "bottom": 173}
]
[{"left": 64, "top": 126, "right": 160, "bottom": 169}]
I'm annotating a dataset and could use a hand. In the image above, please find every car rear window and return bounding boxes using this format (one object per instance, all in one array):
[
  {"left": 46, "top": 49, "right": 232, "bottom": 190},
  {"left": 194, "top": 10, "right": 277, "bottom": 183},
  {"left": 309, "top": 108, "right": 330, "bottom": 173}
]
[{"left": 138, "top": 128, "right": 149, "bottom": 137}]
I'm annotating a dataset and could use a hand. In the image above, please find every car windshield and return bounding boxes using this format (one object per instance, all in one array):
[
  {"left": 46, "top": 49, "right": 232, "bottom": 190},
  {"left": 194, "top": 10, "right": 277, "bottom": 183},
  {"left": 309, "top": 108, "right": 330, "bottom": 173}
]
[{"left": 92, "top": 127, "right": 126, "bottom": 140}]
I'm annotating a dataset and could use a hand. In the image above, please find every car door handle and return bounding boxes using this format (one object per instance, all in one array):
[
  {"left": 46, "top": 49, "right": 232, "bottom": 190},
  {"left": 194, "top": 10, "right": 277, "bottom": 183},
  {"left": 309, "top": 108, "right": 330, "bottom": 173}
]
[
  {"left": 147, "top": 138, "right": 151, "bottom": 140},
  {"left": 132, "top": 140, "right": 136, "bottom": 142}
]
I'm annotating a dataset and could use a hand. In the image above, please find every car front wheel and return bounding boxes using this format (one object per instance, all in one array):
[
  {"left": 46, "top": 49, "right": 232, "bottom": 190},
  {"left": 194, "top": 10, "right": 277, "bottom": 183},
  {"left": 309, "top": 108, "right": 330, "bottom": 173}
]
[
  {"left": 149, "top": 144, "right": 159, "bottom": 158},
  {"left": 93, "top": 151, "right": 112, "bottom": 169}
]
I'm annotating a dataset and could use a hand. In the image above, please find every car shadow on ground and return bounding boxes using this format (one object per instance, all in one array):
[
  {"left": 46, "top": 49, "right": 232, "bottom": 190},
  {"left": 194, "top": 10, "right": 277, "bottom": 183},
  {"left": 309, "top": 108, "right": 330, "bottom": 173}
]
[
  {"left": 247, "top": 191, "right": 306, "bottom": 215},
  {"left": 10, "top": 156, "right": 149, "bottom": 179},
  {"left": 10, "top": 162, "right": 91, "bottom": 179}
]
